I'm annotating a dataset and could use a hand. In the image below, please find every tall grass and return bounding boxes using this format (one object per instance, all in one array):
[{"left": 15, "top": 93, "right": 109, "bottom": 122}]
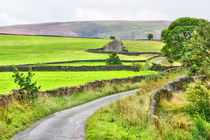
[{"left": 85, "top": 70, "right": 187, "bottom": 140}]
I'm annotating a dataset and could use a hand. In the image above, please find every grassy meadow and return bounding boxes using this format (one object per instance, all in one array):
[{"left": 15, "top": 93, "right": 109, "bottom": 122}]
[
  {"left": 0, "top": 35, "right": 164, "bottom": 66},
  {"left": 0, "top": 71, "right": 157, "bottom": 94}
]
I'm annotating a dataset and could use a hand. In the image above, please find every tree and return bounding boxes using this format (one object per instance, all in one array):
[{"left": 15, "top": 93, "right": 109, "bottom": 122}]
[
  {"left": 161, "top": 17, "right": 208, "bottom": 63},
  {"left": 106, "top": 52, "right": 122, "bottom": 65},
  {"left": 12, "top": 66, "right": 41, "bottom": 100},
  {"left": 110, "top": 36, "right": 116, "bottom": 40},
  {"left": 147, "top": 33, "right": 153, "bottom": 40},
  {"left": 181, "top": 22, "right": 210, "bottom": 75}
]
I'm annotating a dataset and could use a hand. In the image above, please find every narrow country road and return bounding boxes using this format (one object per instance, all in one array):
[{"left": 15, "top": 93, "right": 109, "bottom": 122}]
[
  {"left": 154, "top": 58, "right": 164, "bottom": 64},
  {"left": 11, "top": 89, "right": 139, "bottom": 140}
]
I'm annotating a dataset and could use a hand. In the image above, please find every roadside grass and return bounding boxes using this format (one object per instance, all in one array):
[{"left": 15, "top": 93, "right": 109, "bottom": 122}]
[
  {"left": 85, "top": 70, "right": 188, "bottom": 140},
  {"left": 0, "top": 82, "right": 143, "bottom": 140},
  {"left": 0, "top": 71, "right": 157, "bottom": 94},
  {"left": 158, "top": 81, "right": 210, "bottom": 140},
  {"left": 0, "top": 35, "right": 163, "bottom": 66}
]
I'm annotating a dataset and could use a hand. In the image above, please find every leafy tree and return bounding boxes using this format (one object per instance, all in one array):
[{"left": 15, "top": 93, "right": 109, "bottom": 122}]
[
  {"left": 147, "top": 33, "right": 153, "bottom": 40},
  {"left": 161, "top": 17, "right": 208, "bottom": 63},
  {"left": 110, "top": 36, "right": 116, "bottom": 40},
  {"left": 181, "top": 22, "right": 210, "bottom": 75},
  {"left": 106, "top": 52, "right": 122, "bottom": 65},
  {"left": 12, "top": 66, "right": 41, "bottom": 100}
]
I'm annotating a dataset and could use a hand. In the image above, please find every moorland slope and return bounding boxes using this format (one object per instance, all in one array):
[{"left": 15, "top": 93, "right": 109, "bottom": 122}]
[{"left": 0, "top": 21, "right": 170, "bottom": 40}]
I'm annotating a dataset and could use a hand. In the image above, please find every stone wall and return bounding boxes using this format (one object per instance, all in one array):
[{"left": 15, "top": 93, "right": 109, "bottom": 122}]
[
  {"left": 150, "top": 75, "right": 206, "bottom": 117},
  {"left": 86, "top": 49, "right": 162, "bottom": 56},
  {"left": 0, "top": 67, "right": 185, "bottom": 108},
  {"left": 7, "top": 59, "right": 146, "bottom": 67},
  {"left": 0, "top": 74, "right": 152, "bottom": 107},
  {"left": 0, "top": 65, "right": 140, "bottom": 72}
]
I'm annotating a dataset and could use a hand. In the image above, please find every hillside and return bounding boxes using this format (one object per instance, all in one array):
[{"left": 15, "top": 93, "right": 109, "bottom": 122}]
[{"left": 0, "top": 21, "right": 170, "bottom": 40}]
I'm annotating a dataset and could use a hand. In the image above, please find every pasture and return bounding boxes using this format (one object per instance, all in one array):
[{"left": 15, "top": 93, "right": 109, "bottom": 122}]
[
  {"left": 0, "top": 35, "right": 164, "bottom": 66},
  {"left": 0, "top": 71, "right": 157, "bottom": 94}
]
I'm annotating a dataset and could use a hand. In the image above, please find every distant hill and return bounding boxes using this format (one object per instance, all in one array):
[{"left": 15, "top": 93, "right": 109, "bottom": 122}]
[{"left": 0, "top": 21, "right": 171, "bottom": 40}]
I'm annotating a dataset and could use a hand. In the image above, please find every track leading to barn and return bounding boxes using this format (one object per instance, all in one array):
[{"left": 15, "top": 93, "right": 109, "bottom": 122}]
[{"left": 11, "top": 89, "right": 139, "bottom": 140}]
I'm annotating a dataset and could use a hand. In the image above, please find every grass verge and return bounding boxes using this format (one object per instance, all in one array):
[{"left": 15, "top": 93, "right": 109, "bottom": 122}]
[{"left": 85, "top": 70, "right": 189, "bottom": 140}]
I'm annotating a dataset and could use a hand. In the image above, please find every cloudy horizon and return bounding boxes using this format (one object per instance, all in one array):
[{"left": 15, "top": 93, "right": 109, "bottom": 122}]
[{"left": 0, "top": 0, "right": 209, "bottom": 26}]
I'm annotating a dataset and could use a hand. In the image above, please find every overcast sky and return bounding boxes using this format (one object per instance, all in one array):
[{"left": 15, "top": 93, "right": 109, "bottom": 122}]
[{"left": 0, "top": 0, "right": 209, "bottom": 26}]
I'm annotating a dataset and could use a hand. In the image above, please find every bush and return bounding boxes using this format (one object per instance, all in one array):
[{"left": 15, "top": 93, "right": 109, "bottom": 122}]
[
  {"left": 147, "top": 33, "right": 153, "bottom": 40},
  {"left": 184, "top": 82, "right": 210, "bottom": 121},
  {"left": 132, "top": 63, "right": 146, "bottom": 71},
  {"left": 12, "top": 66, "right": 41, "bottom": 100},
  {"left": 149, "top": 63, "right": 163, "bottom": 71},
  {"left": 110, "top": 36, "right": 116, "bottom": 40},
  {"left": 106, "top": 52, "right": 122, "bottom": 65}
]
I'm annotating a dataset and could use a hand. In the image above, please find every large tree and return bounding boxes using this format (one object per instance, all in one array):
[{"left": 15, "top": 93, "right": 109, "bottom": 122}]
[
  {"left": 181, "top": 22, "right": 210, "bottom": 75},
  {"left": 161, "top": 17, "right": 208, "bottom": 63}
]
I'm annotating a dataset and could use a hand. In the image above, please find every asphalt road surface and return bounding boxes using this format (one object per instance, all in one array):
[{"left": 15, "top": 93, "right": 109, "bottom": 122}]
[
  {"left": 11, "top": 89, "right": 139, "bottom": 140},
  {"left": 154, "top": 58, "right": 164, "bottom": 64}
]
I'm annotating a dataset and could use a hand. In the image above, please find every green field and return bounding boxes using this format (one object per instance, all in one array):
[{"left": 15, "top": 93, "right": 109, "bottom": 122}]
[
  {"left": 0, "top": 35, "right": 164, "bottom": 66},
  {"left": 0, "top": 71, "right": 157, "bottom": 94}
]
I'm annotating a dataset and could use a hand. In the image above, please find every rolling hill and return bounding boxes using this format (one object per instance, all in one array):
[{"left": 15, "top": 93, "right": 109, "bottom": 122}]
[{"left": 0, "top": 21, "right": 170, "bottom": 40}]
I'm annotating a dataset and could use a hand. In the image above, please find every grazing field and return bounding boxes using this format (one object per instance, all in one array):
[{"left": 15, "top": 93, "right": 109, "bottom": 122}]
[
  {"left": 0, "top": 35, "right": 164, "bottom": 66},
  {"left": 0, "top": 71, "right": 157, "bottom": 94}
]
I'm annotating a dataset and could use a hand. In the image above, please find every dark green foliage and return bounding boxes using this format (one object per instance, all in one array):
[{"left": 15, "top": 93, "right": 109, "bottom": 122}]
[
  {"left": 106, "top": 52, "right": 122, "bottom": 65},
  {"left": 181, "top": 22, "right": 210, "bottom": 75},
  {"left": 147, "top": 33, "right": 153, "bottom": 40},
  {"left": 161, "top": 17, "right": 208, "bottom": 63},
  {"left": 185, "top": 82, "right": 210, "bottom": 121},
  {"left": 12, "top": 66, "right": 41, "bottom": 100},
  {"left": 149, "top": 63, "right": 163, "bottom": 71},
  {"left": 110, "top": 36, "right": 116, "bottom": 40}
]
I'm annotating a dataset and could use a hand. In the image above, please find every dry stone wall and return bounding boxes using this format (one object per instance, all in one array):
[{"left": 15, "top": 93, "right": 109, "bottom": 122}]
[
  {"left": 0, "top": 74, "right": 151, "bottom": 107},
  {"left": 150, "top": 75, "right": 206, "bottom": 117},
  {"left": 0, "top": 67, "right": 185, "bottom": 108},
  {"left": 0, "top": 65, "right": 140, "bottom": 72}
]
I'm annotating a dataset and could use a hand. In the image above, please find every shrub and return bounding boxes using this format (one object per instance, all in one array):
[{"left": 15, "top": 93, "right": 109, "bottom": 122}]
[
  {"left": 110, "top": 36, "right": 116, "bottom": 40},
  {"left": 12, "top": 66, "right": 41, "bottom": 100},
  {"left": 131, "top": 63, "right": 145, "bottom": 71},
  {"left": 147, "top": 33, "right": 153, "bottom": 40},
  {"left": 184, "top": 82, "right": 210, "bottom": 121},
  {"left": 149, "top": 63, "right": 163, "bottom": 71},
  {"left": 106, "top": 52, "right": 122, "bottom": 65}
]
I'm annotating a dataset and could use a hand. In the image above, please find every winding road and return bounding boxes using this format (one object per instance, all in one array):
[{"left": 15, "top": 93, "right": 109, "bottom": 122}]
[
  {"left": 153, "top": 58, "right": 164, "bottom": 64},
  {"left": 11, "top": 89, "right": 139, "bottom": 140}
]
